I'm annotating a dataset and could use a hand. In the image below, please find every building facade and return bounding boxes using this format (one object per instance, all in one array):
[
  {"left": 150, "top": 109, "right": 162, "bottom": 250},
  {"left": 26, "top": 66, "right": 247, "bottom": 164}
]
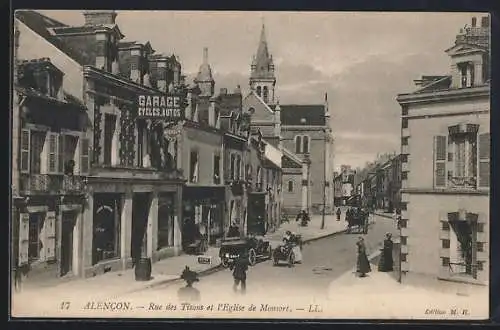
[{"left": 396, "top": 16, "right": 490, "bottom": 285}]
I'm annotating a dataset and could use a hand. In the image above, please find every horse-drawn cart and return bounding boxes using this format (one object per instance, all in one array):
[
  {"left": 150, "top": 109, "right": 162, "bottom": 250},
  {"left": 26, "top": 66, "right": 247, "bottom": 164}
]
[
  {"left": 346, "top": 209, "right": 368, "bottom": 234},
  {"left": 219, "top": 236, "right": 272, "bottom": 268}
]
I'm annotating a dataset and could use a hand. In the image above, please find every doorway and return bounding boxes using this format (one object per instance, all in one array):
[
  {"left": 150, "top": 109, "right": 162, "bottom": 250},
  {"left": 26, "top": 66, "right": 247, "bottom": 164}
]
[
  {"left": 131, "top": 193, "right": 151, "bottom": 264},
  {"left": 60, "top": 211, "right": 77, "bottom": 277}
]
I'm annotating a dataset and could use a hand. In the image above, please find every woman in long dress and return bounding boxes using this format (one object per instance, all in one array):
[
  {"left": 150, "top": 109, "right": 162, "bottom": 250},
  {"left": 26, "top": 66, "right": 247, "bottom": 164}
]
[
  {"left": 378, "top": 233, "right": 394, "bottom": 272},
  {"left": 356, "top": 236, "right": 371, "bottom": 277}
]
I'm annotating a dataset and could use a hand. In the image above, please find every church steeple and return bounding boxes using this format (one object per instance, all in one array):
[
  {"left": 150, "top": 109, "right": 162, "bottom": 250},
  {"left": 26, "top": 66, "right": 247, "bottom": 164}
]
[
  {"left": 195, "top": 47, "right": 215, "bottom": 97},
  {"left": 250, "top": 20, "right": 276, "bottom": 105}
]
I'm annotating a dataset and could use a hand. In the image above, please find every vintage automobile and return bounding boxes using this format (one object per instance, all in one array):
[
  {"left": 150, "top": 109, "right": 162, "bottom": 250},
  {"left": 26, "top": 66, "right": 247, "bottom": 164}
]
[
  {"left": 272, "top": 234, "right": 302, "bottom": 267},
  {"left": 219, "top": 236, "right": 272, "bottom": 268}
]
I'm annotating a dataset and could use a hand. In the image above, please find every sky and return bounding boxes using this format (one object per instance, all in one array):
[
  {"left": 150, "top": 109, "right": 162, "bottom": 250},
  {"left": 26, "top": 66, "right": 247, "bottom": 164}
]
[{"left": 38, "top": 10, "right": 483, "bottom": 170}]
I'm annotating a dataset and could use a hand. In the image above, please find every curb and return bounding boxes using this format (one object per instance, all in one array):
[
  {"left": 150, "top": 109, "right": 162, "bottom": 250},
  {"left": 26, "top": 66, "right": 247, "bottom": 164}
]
[
  {"left": 374, "top": 212, "right": 394, "bottom": 220},
  {"left": 118, "top": 228, "right": 348, "bottom": 297}
]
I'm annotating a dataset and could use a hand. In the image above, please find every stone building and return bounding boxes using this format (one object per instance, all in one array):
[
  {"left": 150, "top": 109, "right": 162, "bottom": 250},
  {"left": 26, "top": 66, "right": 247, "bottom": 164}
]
[
  {"left": 244, "top": 23, "right": 334, "bottom": 215},
  {"left": 396, "top": 16, "right": 490, "bottom": 285}
]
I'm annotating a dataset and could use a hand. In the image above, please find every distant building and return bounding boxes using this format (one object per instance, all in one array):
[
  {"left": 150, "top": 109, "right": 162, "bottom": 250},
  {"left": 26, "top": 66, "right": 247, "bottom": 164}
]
[
  {"left": 396, "top": 16, "right": 490, "bottom": 285},
  {"left": 245, "top": 23, "right": 334, "bottom": 215}
]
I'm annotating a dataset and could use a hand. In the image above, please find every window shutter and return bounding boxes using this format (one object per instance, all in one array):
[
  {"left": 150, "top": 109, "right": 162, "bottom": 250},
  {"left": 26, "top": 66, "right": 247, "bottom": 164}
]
[
  {"left": 20, "top": 129, "right": 30, "bottom": 173},
  {"left": 295, "top": 136, "right": 302, "bottom": 154},
  {"left": 47, "top": 133, "right": 59, "bottom": 174},
  {"left": 18, "top": 213, "right": 30, "bottom": 266},
  {"left": 433, "top": 135, "right": 447, "bottom": 188},
  {"left": 478, "top": 133, "right": 490, "bottom": 188},
  {"left": 57, "top": 135, "right": 65, "bottom": 173},
  {"left": 44, "top": 211, "right": 56, "bottom": 261},
  {"left": 80, "top": 137, "right": 90, "bottom": 175}
]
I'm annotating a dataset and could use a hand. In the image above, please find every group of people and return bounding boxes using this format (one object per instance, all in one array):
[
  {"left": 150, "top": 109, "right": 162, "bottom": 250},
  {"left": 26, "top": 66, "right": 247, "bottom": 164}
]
[{"left": 355, "top": 233, "right": 394, "bottom": 277}]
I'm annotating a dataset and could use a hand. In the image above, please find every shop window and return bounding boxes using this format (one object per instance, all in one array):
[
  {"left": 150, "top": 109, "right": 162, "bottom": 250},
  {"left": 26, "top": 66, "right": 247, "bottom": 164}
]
[
  {"left": 92, "top": 195, "right": 121, "bottom": 264},
  {"left": 28, "top": 212, "right": 45, "bottom": 261},
  {"left": 158, "top": 194, "right": 175, "bottom": 249},
  {"left": 189, "top": 150, "right": 199, "bottom": 183},
  {"left": 213, "top": 154, "right": 221, "bottom": 184}
]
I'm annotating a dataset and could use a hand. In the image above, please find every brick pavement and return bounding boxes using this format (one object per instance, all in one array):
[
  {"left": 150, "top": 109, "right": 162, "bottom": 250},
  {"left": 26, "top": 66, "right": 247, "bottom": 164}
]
[{"left": 12, "top": 212, "right": 348, "bottom": 306}]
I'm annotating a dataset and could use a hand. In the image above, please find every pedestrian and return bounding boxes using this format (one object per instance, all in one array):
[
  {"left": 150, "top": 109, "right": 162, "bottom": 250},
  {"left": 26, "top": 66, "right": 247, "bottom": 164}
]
[
  {"left": 336, "top": 207, "right": 342, "bottom": 221},
  {"left": 230, "top": 252, "right": 249, "bottom": 294},
  {"left": 178, "top": 266, "right": 201, "bottom": 302},
  {"left": 378, "top": 233, "right": 394, "bottom": 272},
  {"left": 356, "top": 236, "right": 371, "bottom": 277}
]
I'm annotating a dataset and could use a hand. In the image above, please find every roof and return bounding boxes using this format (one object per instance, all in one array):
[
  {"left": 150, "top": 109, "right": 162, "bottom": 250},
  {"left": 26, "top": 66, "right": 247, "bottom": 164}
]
[
  {"left": 281, "top": 147, "right": 302, "bottom": 168},
  {"left": 15, "top": 10, "right": 123, "bottom": 66},
  {"left": 278, "top": 104, "right": 326, "bottom": 126},
  {"left": 413, "top": 75, "right": 452, "bottom": 94},
  {"left": 15, "top": 85, "right": 86, "bottom": 110},
  {"left": 218, "top": 93, "right": 242, "bottom": 117}
]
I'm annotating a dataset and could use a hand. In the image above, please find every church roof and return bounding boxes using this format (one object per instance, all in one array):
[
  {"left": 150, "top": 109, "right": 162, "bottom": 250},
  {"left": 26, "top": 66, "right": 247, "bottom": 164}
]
[
  {"left": 251, "top": 23, "right": 274, "bottom": 79},
  {"left": 274, "top": 104, "right": 326, "bottom": 126},
  {"left": 195, "top": 47, "right": 214, "bottom": 83}
]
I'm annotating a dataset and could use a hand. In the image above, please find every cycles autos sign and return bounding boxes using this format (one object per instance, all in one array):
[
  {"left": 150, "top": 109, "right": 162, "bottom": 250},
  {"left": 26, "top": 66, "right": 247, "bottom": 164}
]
[{"left": 137, "top": 94, "right": 184, "bottom": 121}]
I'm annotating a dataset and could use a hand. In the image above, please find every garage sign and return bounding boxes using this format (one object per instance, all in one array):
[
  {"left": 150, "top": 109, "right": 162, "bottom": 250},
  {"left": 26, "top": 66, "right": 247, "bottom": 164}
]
[{"left": 137, "top": 94, "right": 184, "bottom": 121}]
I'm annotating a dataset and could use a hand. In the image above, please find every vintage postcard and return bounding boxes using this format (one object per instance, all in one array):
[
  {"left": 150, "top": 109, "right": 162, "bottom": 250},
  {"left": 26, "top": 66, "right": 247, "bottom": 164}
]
[{"left": 10, "top": 10, "right": 490, "bottom": 320}]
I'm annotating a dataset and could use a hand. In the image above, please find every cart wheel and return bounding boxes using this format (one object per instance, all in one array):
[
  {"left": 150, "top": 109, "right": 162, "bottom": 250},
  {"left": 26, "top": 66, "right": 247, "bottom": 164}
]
[
  {"left": 248, "top": 248, "right": 257, "bottom": 266},
  {"left": 221, "top": 258, "right": 230, "bottom": 268},
  {"left": 288, "top": 252, "right": 295, "bottom": 267}
]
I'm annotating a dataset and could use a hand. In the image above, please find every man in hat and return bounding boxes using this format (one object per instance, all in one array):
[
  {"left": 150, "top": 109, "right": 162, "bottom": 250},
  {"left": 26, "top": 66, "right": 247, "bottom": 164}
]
[
  {"left": 230, "top": 252, "right": 249, "bottom": 294},
  {"left": 178, "top": 266, "right": 201, "bottom": 302}
]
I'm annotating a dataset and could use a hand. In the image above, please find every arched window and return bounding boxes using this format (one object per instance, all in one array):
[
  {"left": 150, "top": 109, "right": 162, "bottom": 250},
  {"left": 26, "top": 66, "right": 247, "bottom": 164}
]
[
  {"left": 303, "top": 135, "right": 310, "bottom": 154},
  {"left": 295, "top": 136, "right": 302, "bottom": 154},
  {"left": 256, "top": 86, "right": 262, "bottom": 97},
  {"left": 288, "top": 180, "right": 294, "bottom": 192},
  {"left": 263, "top": 86, "right": 269, "bottom": 103}
]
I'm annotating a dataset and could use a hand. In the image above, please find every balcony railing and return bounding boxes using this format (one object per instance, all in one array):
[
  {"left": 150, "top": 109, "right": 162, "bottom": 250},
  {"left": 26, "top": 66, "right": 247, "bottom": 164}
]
[
  {"left": 448, "top": 176, "right": 477, "bottom": 189},
  {"left": 20, "top": 174, "right": 87, "bottom": 195}
]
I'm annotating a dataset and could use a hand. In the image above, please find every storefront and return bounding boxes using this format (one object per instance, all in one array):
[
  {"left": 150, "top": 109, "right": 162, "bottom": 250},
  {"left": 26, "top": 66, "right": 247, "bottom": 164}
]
[{"left": 182, "top": 186, "right": 225, "bottom": 249}]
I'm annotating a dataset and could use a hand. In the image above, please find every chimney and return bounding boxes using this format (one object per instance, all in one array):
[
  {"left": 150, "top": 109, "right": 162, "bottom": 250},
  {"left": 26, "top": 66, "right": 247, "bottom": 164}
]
[
  {"left": 83, "top": 10, "right": 117, "bottom": 26},
  {"left": 220, "top": 88, "right": 227, "bottom": 95},
  {"left": 481, "top": 16, "right": 489, "bottom": 28},
  {"left": 472, "top": 17, "right": 477, "bottom": 27}
]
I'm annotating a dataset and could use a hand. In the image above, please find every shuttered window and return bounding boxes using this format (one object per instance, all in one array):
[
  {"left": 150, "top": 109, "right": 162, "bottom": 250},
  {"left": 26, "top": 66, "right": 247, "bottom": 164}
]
[
  {"left": 58, "top": 135, "right": 65, "bottom": 173},
  {"left": 80, "top": 137, "right": 90, "bottom": 175},
  {"left": 47, "top": 133, "right": 59, "bottom": 174},
  {"left": 434, "top": 135, "right": 447, "bottom": 188},
  {"left": 478, "top": 133, "right": 490, "bottom": 187},
  {"left": 20, "top": 129, "right": 30, "bottom": 173}
]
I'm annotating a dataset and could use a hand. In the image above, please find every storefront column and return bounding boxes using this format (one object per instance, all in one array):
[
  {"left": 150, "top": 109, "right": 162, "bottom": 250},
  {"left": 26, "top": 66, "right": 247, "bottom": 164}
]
[
  {"left": 147, "top": 191, "right": 158, "bottom": 258},
  {"left": 120, "top": 190, "right": 133, "bottom": 269},
  {"left": 173, "top": 188, "right": 183, "bottom": 253},
  {"left": 82, "top": 193, "right": 94, "bottom": 273}
]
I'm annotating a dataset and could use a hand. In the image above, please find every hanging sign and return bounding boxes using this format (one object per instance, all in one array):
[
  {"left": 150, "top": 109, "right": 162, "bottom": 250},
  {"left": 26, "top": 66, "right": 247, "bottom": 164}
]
[{"left": 137, "top": 94, "right": 184, "bottom": 121}]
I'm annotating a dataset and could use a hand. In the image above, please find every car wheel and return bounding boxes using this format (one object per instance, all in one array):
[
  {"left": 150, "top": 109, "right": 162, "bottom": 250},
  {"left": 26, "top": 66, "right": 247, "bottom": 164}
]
[
  {"left": 248, "top": 248, "right": 257, "bottom": 266},
  {"left": 221, "top": 258, "right": 230, "bottom": 268}
]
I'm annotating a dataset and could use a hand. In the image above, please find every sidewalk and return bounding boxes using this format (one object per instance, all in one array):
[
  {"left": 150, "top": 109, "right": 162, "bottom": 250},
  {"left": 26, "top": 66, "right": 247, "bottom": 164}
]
[
  {"left": 326, "top": 251, "right": 489, "bottom": 319},
  {"left": 12, "top": 213, "right": 348, "bottom": 307}
]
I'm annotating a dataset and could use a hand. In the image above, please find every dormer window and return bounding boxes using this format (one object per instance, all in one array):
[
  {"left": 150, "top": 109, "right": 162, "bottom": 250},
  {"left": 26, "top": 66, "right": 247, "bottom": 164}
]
[{"left": 458, "top": 62, "right": 474, "bottom": 88}]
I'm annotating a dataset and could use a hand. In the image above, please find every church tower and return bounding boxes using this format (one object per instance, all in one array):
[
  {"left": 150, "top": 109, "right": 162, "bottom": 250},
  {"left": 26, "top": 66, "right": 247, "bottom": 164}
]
[
  {"left": 194, "top": 47, "right": 215, "bottom": 97},
  {"left": 250, "top": 22, "right": 276, "bottom": 105}
]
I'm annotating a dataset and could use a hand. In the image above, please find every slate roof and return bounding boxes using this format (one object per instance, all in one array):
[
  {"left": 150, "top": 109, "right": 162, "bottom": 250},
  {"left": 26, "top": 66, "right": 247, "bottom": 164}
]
[{"left": 275, "top": 104, "right": 326, "bottom": 126}]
